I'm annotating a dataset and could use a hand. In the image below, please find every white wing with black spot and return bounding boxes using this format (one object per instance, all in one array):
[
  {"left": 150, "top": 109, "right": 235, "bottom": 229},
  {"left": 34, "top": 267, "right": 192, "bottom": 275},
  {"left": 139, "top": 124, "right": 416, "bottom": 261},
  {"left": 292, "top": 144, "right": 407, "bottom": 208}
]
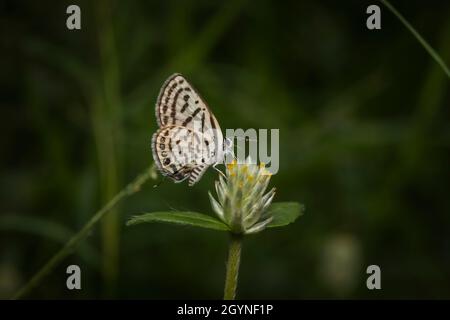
[
  {"left": 152, "top": 125, "right": 221, "bottom": 186},
  {"left": 152, "top": 74, "right": 226, "bottom": 186},
  {"left": 156, "top": 74, "right": 220, "bottom": 132}
]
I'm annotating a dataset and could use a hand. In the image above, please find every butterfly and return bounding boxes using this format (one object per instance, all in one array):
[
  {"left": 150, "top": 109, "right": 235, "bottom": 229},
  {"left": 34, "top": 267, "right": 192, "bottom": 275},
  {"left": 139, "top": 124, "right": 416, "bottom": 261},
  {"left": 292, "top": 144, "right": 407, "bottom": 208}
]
[{"left": 151, "top": 73, "right": 232, "bottom": 186}]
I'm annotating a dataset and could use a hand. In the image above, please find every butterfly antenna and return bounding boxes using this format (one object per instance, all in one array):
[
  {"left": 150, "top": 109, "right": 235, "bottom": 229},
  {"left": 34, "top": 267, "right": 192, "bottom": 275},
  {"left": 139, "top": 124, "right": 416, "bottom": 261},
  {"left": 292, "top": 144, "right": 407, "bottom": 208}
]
[{"left": 213, "top": 163, "right": 227, "bottom": 179}]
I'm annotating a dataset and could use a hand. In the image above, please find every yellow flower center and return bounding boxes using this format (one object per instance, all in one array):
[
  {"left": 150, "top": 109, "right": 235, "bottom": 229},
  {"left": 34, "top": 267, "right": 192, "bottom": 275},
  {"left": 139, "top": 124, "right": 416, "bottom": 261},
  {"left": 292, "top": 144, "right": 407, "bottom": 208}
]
[{"left": 226, "top": 159, "right": 237, "bottom": 172}]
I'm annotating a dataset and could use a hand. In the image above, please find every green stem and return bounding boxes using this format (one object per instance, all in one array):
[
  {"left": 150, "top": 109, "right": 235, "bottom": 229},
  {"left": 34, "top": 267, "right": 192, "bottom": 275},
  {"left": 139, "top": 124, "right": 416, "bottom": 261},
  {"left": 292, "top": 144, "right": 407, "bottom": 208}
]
[
  {"left": 223, "top": 233, "right": 243, "bottom": 300},
  {"left": 380, "top": 0, "right": 450, "bottom": 78},
  {"left": 10, "top": 166, "right": 155, "bottom": 300}
]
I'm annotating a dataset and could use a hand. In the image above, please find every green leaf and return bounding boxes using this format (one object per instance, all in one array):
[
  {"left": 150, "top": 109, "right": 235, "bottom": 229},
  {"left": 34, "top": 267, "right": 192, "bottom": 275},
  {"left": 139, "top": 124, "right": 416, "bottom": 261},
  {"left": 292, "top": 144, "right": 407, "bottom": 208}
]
[
  {"left": 267, "top": 202, "right": 304, "bottom": 228},
  {"left": 126, "top": 211, "right": 230, "bottom": 231}
]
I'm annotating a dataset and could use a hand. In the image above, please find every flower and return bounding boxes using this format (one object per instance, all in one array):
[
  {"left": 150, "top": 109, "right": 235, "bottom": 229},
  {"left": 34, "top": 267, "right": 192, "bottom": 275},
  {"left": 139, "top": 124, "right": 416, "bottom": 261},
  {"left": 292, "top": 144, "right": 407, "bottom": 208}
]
[{"left": 209, "top": 157, "right": 276, "bottom": 234}]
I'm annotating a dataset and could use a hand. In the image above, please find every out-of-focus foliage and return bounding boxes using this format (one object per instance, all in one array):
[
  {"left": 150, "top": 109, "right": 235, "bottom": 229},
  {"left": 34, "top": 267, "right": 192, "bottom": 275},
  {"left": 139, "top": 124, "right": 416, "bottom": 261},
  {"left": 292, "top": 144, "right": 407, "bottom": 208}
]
[{"left": 1, "top": 0, "right": 450, "bottom": 299}]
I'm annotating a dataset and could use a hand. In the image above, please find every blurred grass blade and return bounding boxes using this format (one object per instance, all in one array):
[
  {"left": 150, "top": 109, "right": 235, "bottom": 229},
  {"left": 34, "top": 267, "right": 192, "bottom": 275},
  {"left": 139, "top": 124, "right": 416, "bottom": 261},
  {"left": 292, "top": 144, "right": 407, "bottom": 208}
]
[
  {"left": 170, "top": 0, "right": 249, "bottom": 72},
  {"left": 127, "top": 0, "right": 248, "bottom": 112},
  {"left": 380, "top": 0, "right": 450, "bottom": 78},
  {"left": 127, "top": 211, "right": 230, "bottom": 231},
  {"left": 0, "top": 214, "right": 78, "bottom": 243},
  {"left": 11, "top": 166, "right": 155, "bottom": 300},
  {"left": 266, "top": 202, "right": 304, "bottom": 228},
  {"left": 0, "top": 214, "right": 99, "bottom": 268},
  {"left": 25, "top": 39, "right": 97, "bottom": 99},
  {"left": 95, "top": 0, "right": 125, "bottom": 298}
]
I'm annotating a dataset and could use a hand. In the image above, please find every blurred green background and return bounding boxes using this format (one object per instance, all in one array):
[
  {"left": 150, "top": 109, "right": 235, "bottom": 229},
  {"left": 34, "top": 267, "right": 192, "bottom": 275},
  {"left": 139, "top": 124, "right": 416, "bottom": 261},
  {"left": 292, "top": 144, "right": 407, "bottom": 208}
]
[{"left": 1, "top": 0, "right": 450, "bottom": 299}]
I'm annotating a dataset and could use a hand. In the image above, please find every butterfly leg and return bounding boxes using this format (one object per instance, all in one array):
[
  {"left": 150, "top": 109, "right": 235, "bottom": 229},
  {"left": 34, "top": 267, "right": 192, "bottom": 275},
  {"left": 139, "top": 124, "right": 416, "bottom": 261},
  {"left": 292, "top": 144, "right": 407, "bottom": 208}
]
[
  {"left": 153, "top": 176, "right": 166, "bottom": 188},
  {"left": 212, "top": 163, "right": 227, "bottom": 179}
]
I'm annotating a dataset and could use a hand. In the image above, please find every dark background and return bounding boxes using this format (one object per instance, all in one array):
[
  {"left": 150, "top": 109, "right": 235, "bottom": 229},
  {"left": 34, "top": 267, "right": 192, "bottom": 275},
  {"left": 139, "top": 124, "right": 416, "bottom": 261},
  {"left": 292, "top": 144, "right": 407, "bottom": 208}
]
[{"left": 1, "top": 0, "right": 449, "bottom": 299}]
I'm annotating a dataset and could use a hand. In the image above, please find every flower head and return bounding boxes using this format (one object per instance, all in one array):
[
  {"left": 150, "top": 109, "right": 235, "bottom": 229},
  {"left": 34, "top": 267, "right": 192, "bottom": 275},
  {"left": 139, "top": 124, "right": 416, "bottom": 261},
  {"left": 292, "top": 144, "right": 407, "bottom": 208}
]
[{"left": 209, "top": 157, "right": 275, "bottom": 234}]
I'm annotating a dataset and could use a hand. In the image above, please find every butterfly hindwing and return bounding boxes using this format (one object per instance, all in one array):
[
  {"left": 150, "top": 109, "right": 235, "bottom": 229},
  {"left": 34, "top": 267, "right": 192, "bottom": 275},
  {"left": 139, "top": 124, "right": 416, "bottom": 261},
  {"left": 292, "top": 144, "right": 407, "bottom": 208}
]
[
  {"left": 152, "top": 126, "right": 186, "bottom": 182},
  {"left": 188, "top": 163, "right": 208, "bottom": 186},
  {"left": 152, "top": 125, "right": 219, "bottom": 185}
]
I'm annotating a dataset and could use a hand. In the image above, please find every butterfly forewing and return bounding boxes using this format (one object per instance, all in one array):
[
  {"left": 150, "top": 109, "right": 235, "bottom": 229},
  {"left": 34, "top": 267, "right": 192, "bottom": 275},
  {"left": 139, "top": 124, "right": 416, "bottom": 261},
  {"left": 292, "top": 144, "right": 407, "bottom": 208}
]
[{"left": 156, "top": 74, "right": 221, "bottom": 132}]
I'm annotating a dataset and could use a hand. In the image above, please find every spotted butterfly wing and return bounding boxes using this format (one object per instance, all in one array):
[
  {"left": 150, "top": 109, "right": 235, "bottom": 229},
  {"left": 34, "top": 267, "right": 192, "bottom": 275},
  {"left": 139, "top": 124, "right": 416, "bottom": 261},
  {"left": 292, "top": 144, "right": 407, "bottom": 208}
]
[
  {"left": 152, "top": 74, "right": 225, "bottom": 186},
  {"left": 156, "top": 73, "right": 221, "bottom": 131}
]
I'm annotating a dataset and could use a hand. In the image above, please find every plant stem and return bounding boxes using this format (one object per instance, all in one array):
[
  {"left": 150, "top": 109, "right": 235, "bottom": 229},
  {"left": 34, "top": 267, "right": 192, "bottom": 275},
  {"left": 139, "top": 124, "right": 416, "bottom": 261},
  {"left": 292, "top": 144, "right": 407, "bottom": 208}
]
[
  {"left": 380, "top": 0, "right": 450, "bottom": 78},
  {"left": 10, "top": 166, "right": 155, "bottom": 300},
  {"left": 223, "top": 233, "right": 243, "bottom": 300}
]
